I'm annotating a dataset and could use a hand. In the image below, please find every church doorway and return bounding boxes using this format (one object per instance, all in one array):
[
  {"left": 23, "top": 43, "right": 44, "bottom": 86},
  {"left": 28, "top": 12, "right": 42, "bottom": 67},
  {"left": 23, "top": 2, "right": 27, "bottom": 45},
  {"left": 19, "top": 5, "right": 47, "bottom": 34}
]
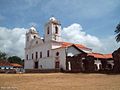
[
  {"left": 55, "top": 61, "right": 59, "bottom": 69},
  {"left": 34, "top": 61, "right": 38, "bottom": 69}
]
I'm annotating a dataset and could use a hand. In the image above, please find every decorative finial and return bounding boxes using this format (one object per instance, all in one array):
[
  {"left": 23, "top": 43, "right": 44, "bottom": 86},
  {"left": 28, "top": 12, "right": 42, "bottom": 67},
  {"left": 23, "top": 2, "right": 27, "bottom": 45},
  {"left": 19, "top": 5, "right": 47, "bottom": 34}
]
[
  {"left": 31, "top": 24, "right": 35, "bottom": 28},
  {"left": 49, "top": 15, "right": 56, "bottom": 21}
]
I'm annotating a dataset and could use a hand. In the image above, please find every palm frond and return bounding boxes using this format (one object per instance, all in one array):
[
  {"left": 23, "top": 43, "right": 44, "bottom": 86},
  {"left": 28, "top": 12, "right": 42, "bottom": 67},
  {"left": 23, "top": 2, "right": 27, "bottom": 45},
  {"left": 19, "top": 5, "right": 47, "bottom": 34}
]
[
  {"left": 115, "top": 33, "right": 120, "bottom": 42},
  {"left": 115, "top": 23, "right": 120, "bottom": 34}
]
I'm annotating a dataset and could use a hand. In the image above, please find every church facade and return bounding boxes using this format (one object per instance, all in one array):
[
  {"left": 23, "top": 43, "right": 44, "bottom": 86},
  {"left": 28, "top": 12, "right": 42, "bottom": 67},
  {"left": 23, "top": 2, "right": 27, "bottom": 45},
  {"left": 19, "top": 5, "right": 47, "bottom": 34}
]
[
  {"left": 24, "top": 17, "right": 92, "bottom": 71},
  {"left": 24, "top": 17, "right": 113, "bottom": 72}
]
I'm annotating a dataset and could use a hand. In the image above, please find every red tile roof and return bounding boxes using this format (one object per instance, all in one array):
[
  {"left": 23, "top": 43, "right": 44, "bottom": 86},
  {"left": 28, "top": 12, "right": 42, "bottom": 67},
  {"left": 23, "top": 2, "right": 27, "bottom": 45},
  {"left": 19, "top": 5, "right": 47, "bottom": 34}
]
[
  {"left": 61, "top": 42, "right": 91, "bottom": 50},
  {"left": 61, "top": 42, "right": 72, "bottom": 47},
  {"left": 0, "top": 61, "right": 13, "bottom": 66},
  {"left": 11, "top": 63, "right": 23, "bottom": 67},
  {"left": 0, "top": 61, "right": 22, "bottom": 67},
  {"left": 104, "top": 54, "right": 113, "bottom": 59},
  {"left": 87, "top": 53, "right": 112, "bottom": 59},
  {"left": 52, "top": 41, "right": 112, "bottom": 58},
  {"left": 74, "top": 44, "right": 91, "bottom": 50},
  {"left": 88, "top": 53, "right": 104, "bottom": 59}
]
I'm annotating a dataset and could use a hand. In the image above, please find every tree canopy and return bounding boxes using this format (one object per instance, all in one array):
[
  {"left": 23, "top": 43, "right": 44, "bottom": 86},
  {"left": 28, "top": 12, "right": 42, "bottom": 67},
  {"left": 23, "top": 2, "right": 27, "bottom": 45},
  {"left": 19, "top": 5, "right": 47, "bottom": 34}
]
[
  {"left": 0, "top": 51, "right": 23, "bottom": 65},
  {"left": 8, "top": 56, "right": 23, "bottom": 65}
]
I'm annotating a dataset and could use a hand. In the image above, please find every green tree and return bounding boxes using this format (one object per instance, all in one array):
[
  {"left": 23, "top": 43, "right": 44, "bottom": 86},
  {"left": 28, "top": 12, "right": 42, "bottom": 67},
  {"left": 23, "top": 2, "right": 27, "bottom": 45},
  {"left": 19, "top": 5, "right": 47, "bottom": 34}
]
[
  {"left": 115, "top": 23, "right": 120, "bottom": 42},
  {"left": 8, "top": 56, "right": 23, "bottom": 65},
  {"left": 0, "top": 51, "right": 7, "bottom": 60}
]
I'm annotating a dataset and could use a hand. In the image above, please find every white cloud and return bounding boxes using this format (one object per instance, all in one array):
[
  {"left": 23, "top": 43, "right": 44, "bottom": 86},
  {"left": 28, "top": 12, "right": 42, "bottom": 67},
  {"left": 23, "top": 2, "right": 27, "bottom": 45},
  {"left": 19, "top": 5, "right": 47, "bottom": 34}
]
[
  {"left": 62, "top": 23, "right": 102, "bottom": 47},
  {"left": 0, "top": 27, "right": 27, "bottom": 58},
  {"left": 98, "top": 36, "right": 120, "bottom": 53},
  {"left": 0, "top": 24, "right": 119, "bottom": 59},
  {"left": 62, "top": 23, "right": 120, "bottom": 54}
]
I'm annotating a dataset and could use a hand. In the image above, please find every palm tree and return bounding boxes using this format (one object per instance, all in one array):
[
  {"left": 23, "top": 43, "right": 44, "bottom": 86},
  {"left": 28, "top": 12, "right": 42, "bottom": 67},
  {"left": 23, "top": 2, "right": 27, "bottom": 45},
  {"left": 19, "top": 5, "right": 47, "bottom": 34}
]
[{"left": 115, "top": 23, "right": 120, "bottom": 42}]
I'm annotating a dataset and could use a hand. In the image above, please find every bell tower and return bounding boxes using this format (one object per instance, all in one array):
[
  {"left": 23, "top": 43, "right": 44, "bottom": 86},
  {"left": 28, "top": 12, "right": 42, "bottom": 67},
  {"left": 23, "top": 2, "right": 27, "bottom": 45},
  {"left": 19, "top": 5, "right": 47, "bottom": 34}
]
[
  {"left": 25, "top": 26, "right": 39, "bottom": 49},
  {"left": 44, "top": 17, "right": 62, "bottom": 42}
]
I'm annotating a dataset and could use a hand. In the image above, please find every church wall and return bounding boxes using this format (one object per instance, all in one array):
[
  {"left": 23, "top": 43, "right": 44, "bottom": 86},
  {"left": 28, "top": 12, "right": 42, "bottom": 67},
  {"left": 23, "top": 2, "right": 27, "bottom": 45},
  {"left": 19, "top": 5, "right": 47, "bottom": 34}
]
[
  {"left": 44, "top": 23, "right": 53, "bottom": 42},
  {"left": 52, "top": 48, "right": 66, "bottom": 70},
  {"left": 29, "top": 41, "right": 55, "bottom": 69},
  {"left": 24, "top": 59, "right": 34, "bottom": 69},
  {"left": 59, "top": 48, "right": 66, "bottom": 70},
  {"left": 25, "top": 17, "right": 65, "bottom": 70},
  {"left": 39, "top": 57, "right": 55, "bottom": 69},
  {"left": 30, "top": 42, "right": 51, "bottom": 59},
  {"left": 52, "top": 42, "right": 61, "bottom": 49},
  {"left": 25, "top": 40, "right": 53, "bottom": 69},
  {"left": 25, "top": 48, "right": 34, "bottom": 69}
]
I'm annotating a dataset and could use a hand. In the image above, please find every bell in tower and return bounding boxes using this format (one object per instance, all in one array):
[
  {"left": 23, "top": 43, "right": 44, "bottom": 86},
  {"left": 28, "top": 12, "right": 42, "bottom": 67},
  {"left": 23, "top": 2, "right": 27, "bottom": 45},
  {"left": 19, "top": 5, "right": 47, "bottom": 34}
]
[{"left": 44, "top": 16, "right": 62, "bottom": 42}]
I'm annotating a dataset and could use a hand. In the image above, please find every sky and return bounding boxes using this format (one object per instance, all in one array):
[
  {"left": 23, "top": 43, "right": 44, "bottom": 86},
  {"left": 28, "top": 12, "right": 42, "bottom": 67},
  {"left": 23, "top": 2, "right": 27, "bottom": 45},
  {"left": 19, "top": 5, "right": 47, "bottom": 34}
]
[{"left": 0, "top": 0, "right": 120, "bottom": 58}]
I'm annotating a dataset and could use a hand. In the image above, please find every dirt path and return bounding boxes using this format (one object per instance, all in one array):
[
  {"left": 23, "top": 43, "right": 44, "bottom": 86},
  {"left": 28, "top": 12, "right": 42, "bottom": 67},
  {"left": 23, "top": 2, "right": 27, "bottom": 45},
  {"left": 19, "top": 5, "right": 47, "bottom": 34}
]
[{"left": 0, "top": 73, "right": 120, "bottom": 90}]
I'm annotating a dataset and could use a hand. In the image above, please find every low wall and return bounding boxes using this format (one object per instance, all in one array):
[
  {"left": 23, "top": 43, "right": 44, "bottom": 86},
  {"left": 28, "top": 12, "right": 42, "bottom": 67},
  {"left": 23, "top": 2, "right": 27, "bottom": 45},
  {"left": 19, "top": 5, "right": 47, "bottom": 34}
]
[
  {"left": 25, "top": 69, "right": 60, "bottom": 73},
  {"left": 0, "top": 69, "right": 16, "bottom": 73}
]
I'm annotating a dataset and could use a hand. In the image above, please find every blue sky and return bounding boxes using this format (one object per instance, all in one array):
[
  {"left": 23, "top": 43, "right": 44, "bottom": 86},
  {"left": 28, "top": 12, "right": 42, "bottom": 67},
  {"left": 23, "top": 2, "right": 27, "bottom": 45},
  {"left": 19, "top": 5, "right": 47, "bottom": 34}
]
[
  {"left": 0, "top": 0, "right": 120, "bottom": 37},
  {"left": 0, "top": 0, "right": 120, "bottom": 57}
]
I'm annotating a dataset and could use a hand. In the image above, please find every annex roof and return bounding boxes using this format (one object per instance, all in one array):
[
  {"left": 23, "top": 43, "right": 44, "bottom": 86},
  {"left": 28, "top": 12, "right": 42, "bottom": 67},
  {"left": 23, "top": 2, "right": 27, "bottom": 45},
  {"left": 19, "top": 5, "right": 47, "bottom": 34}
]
[
  {"left": 61, "top": 42, "right": 92, "bottom": 51},
  {"left": 87, "top": 53, "right": 112, "bottom": 59},
  {"left": 0, "top": 61, "right": 23, "bottom": 67},
  {"left": 52, "top": 41, "right": 92, "bottom": 53},
  {"left": 11, "top": 63, "right": 23, "bottom": 67}
]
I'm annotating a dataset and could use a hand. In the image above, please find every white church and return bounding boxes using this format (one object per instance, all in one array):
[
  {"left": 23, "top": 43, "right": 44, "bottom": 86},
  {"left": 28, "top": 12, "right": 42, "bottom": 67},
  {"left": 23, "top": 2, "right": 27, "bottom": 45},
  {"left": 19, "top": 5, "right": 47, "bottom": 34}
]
[{"left": 25, "top": 17, "right": 111, "bottom": 72}]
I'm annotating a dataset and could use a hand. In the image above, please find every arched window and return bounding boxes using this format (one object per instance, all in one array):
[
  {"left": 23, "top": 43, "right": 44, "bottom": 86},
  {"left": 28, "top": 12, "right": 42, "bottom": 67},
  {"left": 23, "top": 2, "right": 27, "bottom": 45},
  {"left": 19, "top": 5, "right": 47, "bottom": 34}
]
[
  {"left": 36, "top": 52, "right": 38, "bottom": 59},
  {"left": 47, "top": 27, "right": 49, "bottom": 34},
  {"left": 55, "top": 26, "right": 58, "bottom": 34},
  {"left": 47, "top": 50, "right": 50, "bottom": 57},
  {"left": 32, "top": 53, "right": 34, "bottom": 59},
  {"left": 40, "top": 52, "right": 42, "bottom": 58},
  {"left": 26, "top": 54, "right": 28, "bottom": 60}
]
